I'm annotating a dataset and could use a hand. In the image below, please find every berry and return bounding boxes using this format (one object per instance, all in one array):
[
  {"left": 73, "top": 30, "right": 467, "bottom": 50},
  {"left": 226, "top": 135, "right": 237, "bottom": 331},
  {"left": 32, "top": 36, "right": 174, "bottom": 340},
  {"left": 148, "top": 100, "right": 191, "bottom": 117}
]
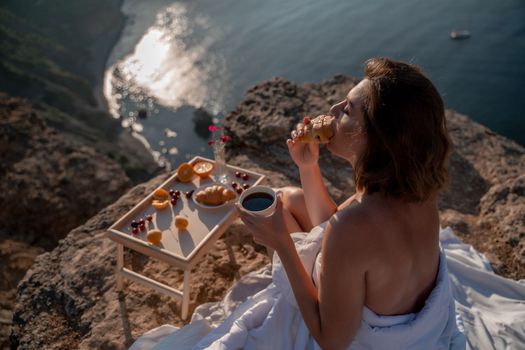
[
  {"left": 139, "top": 224, "right": 146, "bottom": 232},
  {"left": 139, "top": 218, "right": 145, "bottom": 225},
  {"left": 242, "top": 183, "right": 250, "bottom": 189},
  {"left": 175, "top": 190, "right": 181, "bottom": 197},
  {"left": 169, "top": 189, "right": 175, "bottom": 196},
  {"left": 242, "top": 173, "right": 249, "bottom": 180},
  {"left": 171, "top": 197, "right": 178, "bottom": 205},
  {"left": 146, "top": 215, "right": 153, "bottom": 222},
  {"left": 132, "top": 227, "right": 138, "bottom": 234},
  {"left": 303, "top": 116, "right": 311, "bottom": 125},
  {"left": 185, "top": 190, "right": 194, "bottom": 198},
  {"left": 131, "top": 220, "right": 139, "bottom": 228},
  {"left": 231, "top": 181, "right": 238, "bottom": 188},
  {"left": 236, "top": 187, "right": 243, "bottom": 194},
  {"left": 235, "top": 171, "right": 241, "bottom": 178}
]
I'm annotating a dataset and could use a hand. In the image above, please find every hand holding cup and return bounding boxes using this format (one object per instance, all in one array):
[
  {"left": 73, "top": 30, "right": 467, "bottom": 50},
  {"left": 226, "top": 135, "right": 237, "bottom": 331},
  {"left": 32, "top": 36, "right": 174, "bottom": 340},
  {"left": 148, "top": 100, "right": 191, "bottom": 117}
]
[{"left": 236, "top": 186, "right": 291, "bottom": 252}]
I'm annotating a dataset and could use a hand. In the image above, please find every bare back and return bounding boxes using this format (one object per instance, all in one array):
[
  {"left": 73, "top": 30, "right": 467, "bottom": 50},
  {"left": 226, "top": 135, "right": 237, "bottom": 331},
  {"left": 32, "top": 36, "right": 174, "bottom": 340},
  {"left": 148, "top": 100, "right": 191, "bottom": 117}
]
[{"left": 339, "top": 194, "right": 440, "bottom": 316}]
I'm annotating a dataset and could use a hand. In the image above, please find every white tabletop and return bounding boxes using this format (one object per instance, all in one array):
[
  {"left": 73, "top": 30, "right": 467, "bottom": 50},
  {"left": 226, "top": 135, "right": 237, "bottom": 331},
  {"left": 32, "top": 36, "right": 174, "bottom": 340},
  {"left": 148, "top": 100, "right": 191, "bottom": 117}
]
[{"left": 107, "top": 156, "right": 265, "bottom": 267}]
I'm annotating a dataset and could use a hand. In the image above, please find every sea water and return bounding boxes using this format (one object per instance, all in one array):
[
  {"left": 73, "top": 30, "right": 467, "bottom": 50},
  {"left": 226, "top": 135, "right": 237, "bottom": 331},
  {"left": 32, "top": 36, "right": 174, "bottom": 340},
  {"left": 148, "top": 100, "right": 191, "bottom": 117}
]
[{"left": 104, "top": 0, "right": 525, "bottom": 168}]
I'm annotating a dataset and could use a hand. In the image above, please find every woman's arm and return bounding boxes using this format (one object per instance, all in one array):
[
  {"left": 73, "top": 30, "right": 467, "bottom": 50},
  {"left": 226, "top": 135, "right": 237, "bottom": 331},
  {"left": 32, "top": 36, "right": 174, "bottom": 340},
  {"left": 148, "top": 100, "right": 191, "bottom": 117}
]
[
  {"left": 286, "top": 132, "right": 337, "bottom": 226},
  {"left": 299, "top": 164, "right": 338, "bottom": 226},
  {"left": 238, "top": 199, "right": 368, "bottom": 350},
  {"left": 276, "top": 211, "right": 367, "bottom": 349}
]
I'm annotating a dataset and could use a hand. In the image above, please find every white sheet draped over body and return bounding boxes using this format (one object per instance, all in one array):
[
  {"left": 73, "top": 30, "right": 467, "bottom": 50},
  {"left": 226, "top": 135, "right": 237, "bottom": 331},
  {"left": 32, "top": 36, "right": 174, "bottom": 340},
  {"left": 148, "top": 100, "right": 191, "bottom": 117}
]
[{"left": 130, "top": 224, "right": 525, "bottom": 350}]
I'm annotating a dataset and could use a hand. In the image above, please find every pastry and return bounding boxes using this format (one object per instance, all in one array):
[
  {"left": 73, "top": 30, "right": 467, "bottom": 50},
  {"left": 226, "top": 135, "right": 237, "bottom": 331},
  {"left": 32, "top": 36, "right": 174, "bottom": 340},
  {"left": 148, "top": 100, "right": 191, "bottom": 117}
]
[
  {"left": 195, "top": 185, "right": 236, "bottom": 206},
  {"left": 297, "top": 114, "right": 335, "bottom": 144},
  {"left": 153, "top": 188, "right": 169, "bottom": 200},
  {"left": 151, "top": 188, "right": 170, "bottom": 210},
  {"left": 152, "top": 199, "right": 169, "bottom": 210},
  {"left": 146, "top": 229, "right": 162, "bottom": 244},
  {"left": 175, "top": 215, "right": 189, "bottom": 229}
]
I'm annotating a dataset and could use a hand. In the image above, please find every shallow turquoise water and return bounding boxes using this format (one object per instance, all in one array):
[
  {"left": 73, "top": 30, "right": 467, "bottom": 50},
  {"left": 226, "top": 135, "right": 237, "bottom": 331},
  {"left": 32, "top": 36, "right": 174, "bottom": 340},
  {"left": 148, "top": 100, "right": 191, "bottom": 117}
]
[{"left": 104, "top": 0, "right": 525, "bottom": 168}]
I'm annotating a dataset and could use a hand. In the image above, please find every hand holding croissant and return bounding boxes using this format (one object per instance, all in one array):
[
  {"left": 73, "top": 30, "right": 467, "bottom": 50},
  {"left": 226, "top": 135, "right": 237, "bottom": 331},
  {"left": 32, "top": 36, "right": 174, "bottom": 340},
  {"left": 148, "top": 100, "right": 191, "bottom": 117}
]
[{"left": 293, "top": 114, "right": 335, "bottom": 144}]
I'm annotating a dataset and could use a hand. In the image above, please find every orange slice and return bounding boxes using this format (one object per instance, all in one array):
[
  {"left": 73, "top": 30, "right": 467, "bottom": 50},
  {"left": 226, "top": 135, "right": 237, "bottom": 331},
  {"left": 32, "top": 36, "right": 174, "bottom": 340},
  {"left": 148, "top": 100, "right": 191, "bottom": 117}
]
[
  {"left": 176, "top": 162, "right": 194, "bottom": 182},
  {"left": 152, "top": 199, "right": 169, "bottom": 210},
  {"left": 153, "top": 188, "right": 169, "bottom": 200},
  {"left": 146, "top": 229, "right": 162, "bottom": 244},
  {"left": 193, "top": 161, "right": 214, "bottom": 178}
]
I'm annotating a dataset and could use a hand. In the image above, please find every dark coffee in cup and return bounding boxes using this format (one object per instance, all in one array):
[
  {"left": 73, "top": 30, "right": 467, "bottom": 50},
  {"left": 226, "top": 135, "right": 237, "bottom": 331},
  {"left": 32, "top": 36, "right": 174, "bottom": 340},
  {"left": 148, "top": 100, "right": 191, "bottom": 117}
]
[
  {"left": 238, "top": 185, "right": 277, "bottom": 216},
  {"left": 242, "top": 192, "right": 274, "bottom": 211}
]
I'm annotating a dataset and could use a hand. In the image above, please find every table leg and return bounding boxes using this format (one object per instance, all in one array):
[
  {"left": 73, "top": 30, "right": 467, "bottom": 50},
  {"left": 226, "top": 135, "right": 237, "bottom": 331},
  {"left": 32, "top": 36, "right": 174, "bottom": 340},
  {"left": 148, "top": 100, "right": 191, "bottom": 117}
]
[
  {"left": 181, "top": 270, "right": 191, "bottom": 320},
  {"left": 116, "top": 243, "right": 124, "bottom": 291}
]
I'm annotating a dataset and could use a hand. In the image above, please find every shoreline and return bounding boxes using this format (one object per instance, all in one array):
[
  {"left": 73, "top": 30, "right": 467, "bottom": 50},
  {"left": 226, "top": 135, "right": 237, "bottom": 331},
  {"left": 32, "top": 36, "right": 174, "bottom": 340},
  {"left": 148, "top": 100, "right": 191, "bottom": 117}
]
[
  {"left": 92, "top": 0, "right": 126, "bottom": 113},
  {"left": 88, "top": 0, "right": 164, "bottom": 180}
]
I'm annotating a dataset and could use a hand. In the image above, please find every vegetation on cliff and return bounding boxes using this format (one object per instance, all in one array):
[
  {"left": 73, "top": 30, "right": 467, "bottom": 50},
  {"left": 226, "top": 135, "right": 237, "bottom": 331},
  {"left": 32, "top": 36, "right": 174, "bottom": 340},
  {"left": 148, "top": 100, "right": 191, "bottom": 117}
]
[{"left": 0, "top": 0, "right": 159, "bottom": 181}]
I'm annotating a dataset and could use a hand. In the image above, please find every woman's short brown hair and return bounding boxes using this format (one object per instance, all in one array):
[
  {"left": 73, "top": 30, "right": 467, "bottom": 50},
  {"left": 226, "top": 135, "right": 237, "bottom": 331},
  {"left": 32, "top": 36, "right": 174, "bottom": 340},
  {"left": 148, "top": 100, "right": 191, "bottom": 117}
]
[{"left": 355, "top": 58, "right": 451, "bottom": 202}]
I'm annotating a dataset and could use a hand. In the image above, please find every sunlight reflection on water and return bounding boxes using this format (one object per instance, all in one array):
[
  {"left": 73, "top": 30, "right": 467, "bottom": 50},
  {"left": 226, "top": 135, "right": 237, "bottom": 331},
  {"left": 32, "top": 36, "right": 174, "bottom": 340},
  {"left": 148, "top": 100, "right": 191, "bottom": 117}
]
[
  {"left": 103, "top": 2, "right": 228, "bottom": 168},
  {"left": 105, "top": 0, "right": 525, "bottom": 169}
]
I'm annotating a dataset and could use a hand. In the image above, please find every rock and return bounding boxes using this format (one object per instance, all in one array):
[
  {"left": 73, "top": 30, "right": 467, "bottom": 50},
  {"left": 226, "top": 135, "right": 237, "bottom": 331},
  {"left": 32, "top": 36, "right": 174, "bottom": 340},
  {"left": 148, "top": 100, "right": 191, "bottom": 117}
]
[
  {"left": 0, "top": 0, "right": 161, "bottom": 183},
  {"left": 192, "top": 108, "right": 214, "bottom": 139},
  {"left": 226, "top": 77, "right": 525, "bottom": 281},
  {"left": 0, "top": 95, "right": 132, "bottom": 247},
  {"left": 0, "top": 95, "right": 132, "bottom": 349},
  {"left": 11, "top": 76, "right": 525, "bottom": 349},
  {"left": 11, "top": 177, "right": 270, "bottom": 349}
]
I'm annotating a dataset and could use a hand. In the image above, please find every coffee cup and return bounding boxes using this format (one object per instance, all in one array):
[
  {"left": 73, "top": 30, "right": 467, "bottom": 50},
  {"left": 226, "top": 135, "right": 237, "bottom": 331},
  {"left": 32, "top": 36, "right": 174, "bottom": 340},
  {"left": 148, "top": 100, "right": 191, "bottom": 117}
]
[{"left": 238, "top": 186, "right": 277, "bottom": 216}]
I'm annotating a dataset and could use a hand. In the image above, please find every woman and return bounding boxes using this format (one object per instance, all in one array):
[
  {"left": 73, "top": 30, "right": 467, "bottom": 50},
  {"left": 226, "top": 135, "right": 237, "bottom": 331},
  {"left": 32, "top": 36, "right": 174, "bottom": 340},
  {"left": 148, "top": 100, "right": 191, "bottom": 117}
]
[
  {"left": 129, "top": 58, "right": 467, "bottom": 350},
  {"left": 237, "top": 58, "right": 464, "bottom": 349}
]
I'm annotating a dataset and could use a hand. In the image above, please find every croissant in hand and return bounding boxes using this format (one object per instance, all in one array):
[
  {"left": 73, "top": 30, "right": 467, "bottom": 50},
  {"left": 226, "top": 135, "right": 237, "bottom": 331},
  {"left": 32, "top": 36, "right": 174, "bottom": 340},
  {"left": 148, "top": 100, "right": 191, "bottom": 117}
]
[
  {"left": 195, "top": 185, "right": 236, "bottom": 206},
  {"left": 297, "top": 114, "right": 335, "bottom": 144}
]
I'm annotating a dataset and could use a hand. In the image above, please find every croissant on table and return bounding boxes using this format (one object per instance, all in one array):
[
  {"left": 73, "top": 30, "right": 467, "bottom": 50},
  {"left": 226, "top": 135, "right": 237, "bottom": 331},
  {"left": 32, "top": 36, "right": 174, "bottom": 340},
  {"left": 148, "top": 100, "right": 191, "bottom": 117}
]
[
  {"left": 297, "top": 114, "right": 335, "bottom": 144},
  {"left": 195, "top": 185, "right": 236, "bottom": 206}
]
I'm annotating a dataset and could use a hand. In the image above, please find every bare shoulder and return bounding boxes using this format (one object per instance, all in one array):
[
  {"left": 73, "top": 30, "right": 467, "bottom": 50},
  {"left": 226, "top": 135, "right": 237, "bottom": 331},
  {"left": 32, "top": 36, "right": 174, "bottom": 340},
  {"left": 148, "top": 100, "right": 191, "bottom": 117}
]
[{"left": 322, "top": 204, "right": 378, "bottom": 270}]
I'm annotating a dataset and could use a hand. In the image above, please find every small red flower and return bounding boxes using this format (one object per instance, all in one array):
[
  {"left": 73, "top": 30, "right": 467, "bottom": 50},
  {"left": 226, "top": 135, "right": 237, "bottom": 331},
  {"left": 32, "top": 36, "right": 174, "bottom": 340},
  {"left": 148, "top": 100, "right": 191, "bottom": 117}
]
[
  {"left": 208, "top": 140, "right": 215, "bottom": 145},
  {"left": 220, "top": 135, "right": 232, "bottom": 142}
]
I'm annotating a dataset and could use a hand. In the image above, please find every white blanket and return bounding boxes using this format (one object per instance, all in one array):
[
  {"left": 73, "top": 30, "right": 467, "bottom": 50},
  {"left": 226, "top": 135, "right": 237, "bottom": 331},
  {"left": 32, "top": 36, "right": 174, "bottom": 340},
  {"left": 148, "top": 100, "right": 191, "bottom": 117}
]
[{"left": 130, "top": 227, "right": 525, "bottom": 350}]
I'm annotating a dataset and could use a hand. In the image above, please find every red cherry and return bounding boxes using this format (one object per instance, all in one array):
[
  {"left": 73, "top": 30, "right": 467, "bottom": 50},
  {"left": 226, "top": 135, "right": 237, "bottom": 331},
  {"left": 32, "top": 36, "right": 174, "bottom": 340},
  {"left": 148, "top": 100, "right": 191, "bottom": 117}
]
[
  {"left": 169, "top": 189, "right": 175, "bottom": 196},
  {"left": 185, "top": 190, "right": 194, "bottom": 198},
  {"left": 132, "top": 227, "right": 138, "bottom": 234},
  {"left": 139, "top": 218, "right": 145, "bottom": 225},
  {"left": 241, "top": 173, "right": 249, "bottom": 180},
  {"left": 139, "top": 224, "right": 146, "bottom": 232},
  {"left": 242, "top": 183, "right": 250, "bottom": 189},
  {"left": 235, "top": 171, "right": 241, "bottom": 178},
  {"left": 171, "top": 197, "right": 178, "bottom": 205},
  {"left": 236, "top": 187, "right": 243, "bottom": 194},
  {"left": 231, "top": 181, "right": 238, "bottom": 188},
  {"left": 175, "top": 190, "right": 181, "bottom": 197},
  {"left": 146, "top": 215, "right": 153, "bottom": 222}
]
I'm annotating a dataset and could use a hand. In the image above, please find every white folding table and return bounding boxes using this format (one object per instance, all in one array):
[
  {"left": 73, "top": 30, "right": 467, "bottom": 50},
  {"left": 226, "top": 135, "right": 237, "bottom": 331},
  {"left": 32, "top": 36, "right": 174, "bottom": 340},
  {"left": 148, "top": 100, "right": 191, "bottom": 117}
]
[{"left": 106, "top": 156, "right": 265, "bottom": 319}]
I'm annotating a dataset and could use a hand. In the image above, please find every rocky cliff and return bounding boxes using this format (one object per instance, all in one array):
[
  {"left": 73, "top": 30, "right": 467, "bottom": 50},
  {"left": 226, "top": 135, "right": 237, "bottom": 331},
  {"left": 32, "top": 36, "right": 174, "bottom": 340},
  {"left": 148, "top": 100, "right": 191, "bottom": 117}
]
[
  {"left": 0, "top": 95, "right": 133, "bottom": 349},
  {"left": 10, "top": 76, "right": 525, "bottom": 349},
  {"left": 0, "top": 1, "right": 160, "bottom": 348},
  {"left": 0, "top": 0, "right": 160, "bottom": 181}
]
